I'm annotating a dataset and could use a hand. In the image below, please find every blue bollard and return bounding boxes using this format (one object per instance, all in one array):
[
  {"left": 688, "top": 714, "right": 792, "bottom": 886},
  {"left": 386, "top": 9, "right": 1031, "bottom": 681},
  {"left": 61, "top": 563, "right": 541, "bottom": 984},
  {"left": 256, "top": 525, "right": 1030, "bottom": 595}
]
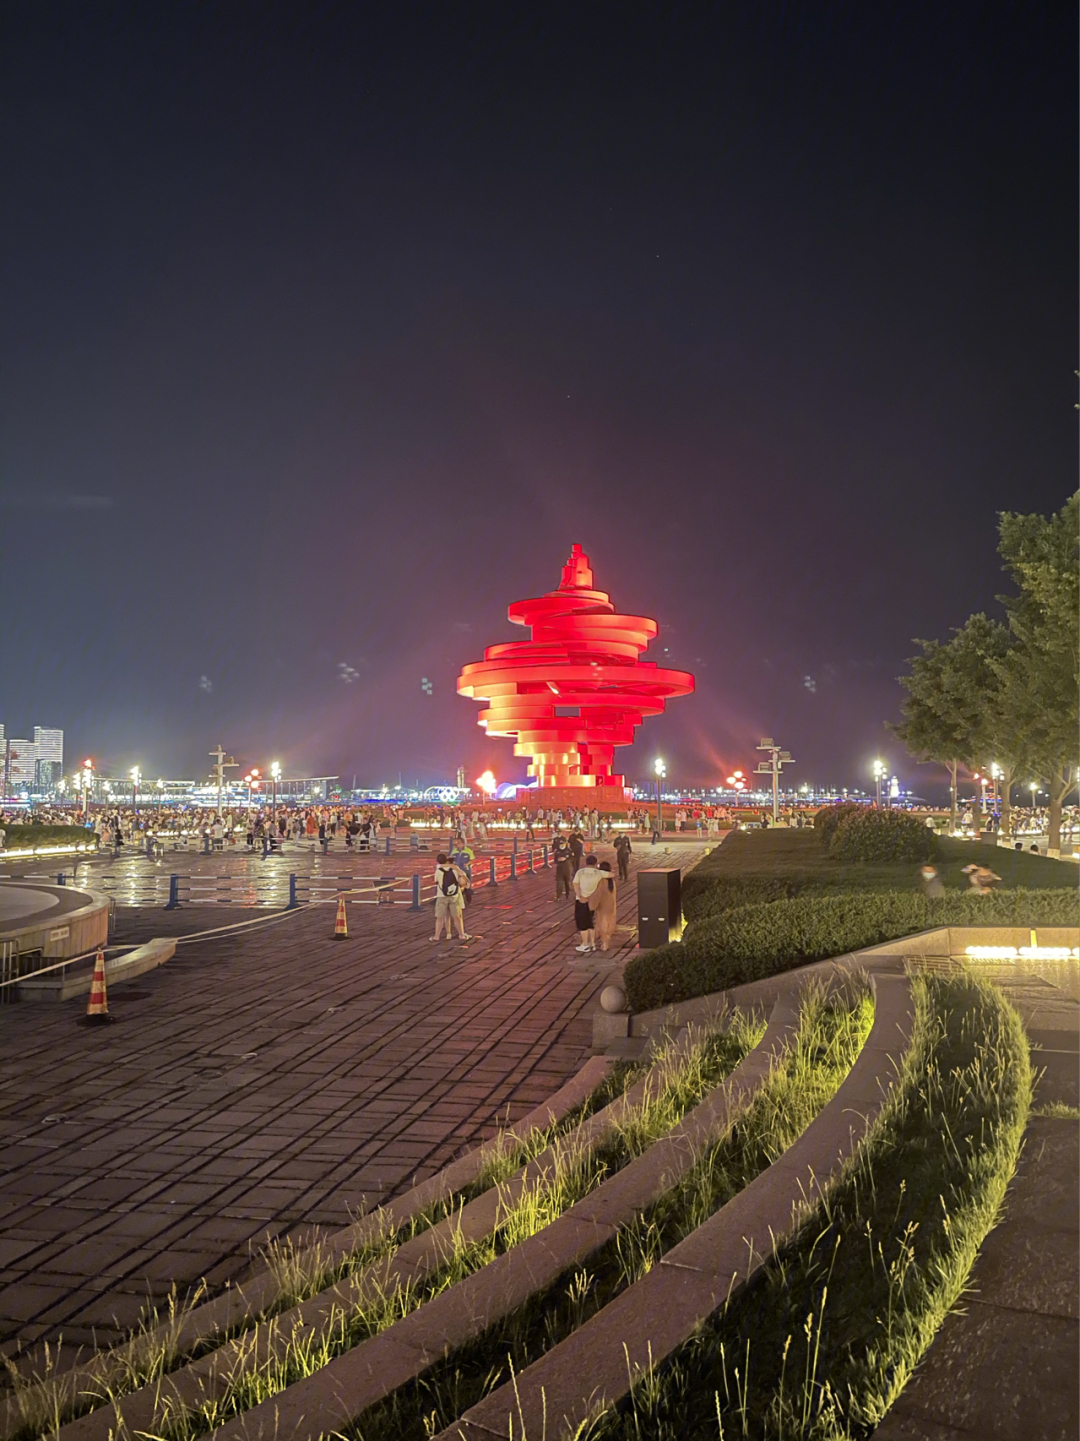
[
  {"left": 513, "top": 834, "right": 518, "bottom": 853},
  {"left": 410, "top": 833, "right": 419, "bottom": 850},
  {"left": 542, "top": 843, "right": 549, "bottom": 868},
  {"left": 510, "top": 853, "right": 517, "bottom": 880},
  {"left": 56, "top": 872, "right": 65, "bottom": 886},
  {"left": 322, "top": 837, "right": 329, "bottom": 854},
  {"left": 489, "top": 856, "right": 497, "bottom": 886},
  {"left": 385, "top": 835, "right": 391, "bottom": 855},
  {"left": 527, "top": 849, "right": 534, "bottom": 873},
  {"left": 165, "top": 874, "right": 180, "bottom": 910},
  {"left": 411, "top": 874, "right": 421, "bottom": 911},
  {"left": 287, "top": 873, "right": 299, "bottom": 909},
  {"left": 203, "top": 834, "right": 211, "bottom": 854}
]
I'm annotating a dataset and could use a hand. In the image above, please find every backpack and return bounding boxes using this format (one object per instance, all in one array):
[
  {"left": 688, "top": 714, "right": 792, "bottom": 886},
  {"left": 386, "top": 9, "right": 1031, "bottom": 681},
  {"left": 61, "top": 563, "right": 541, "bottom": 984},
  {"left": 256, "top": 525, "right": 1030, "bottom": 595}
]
[{"left": 440, "top": 866, "right": 460, "bottom": 897}]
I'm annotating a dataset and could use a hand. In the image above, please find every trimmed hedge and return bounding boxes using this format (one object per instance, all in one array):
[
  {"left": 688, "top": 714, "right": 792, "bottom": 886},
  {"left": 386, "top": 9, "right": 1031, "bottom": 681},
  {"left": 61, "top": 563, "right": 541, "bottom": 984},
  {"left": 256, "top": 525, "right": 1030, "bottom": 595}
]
[
  {"left": 624, "top": 888, "right": 1079, "bottom": 1012},
  {"left": 682, "top": 872, "right": 803, "bottom": 923},
  {"left": 830, "top": 807, "right": 935, "bottom": 863},
  {"left": 0, "top": 823, "right": 97, "bottom": 851},
  {"left": 813, "top": 803, "right": 862, "bottom": 846}
]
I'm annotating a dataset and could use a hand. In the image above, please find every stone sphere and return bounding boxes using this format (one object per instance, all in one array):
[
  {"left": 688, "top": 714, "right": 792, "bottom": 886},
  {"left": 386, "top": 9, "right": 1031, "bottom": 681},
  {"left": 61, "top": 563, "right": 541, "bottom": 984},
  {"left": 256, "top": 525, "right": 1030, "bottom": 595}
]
[{"left": 600, "top": 984, "right": 627, "bottom": 1014}]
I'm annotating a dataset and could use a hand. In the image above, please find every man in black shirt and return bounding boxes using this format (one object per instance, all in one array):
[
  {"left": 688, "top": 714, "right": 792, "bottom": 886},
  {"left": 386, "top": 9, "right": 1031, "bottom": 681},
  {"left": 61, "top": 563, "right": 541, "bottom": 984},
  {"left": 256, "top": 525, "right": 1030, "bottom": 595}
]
[{"left": 552, "top": 833, "right": 573, "bottom": 900}]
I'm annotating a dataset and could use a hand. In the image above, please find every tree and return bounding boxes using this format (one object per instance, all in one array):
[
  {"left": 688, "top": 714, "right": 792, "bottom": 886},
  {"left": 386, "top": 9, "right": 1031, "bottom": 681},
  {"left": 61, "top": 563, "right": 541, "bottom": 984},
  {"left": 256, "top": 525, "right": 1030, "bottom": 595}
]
[
  {"left": 893, "top": 614, "right": 1012, "bottom": 833},
  {"left": 995, "top": 493, "right": 1079, "bottom": 852}
]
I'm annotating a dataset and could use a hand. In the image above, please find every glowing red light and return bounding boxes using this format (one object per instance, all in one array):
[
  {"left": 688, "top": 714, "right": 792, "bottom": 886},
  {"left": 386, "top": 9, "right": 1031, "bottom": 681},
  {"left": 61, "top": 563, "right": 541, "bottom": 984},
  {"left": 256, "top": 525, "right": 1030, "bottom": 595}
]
[{"left": 457, "top": 544, "right": 694, "bottom": 792}]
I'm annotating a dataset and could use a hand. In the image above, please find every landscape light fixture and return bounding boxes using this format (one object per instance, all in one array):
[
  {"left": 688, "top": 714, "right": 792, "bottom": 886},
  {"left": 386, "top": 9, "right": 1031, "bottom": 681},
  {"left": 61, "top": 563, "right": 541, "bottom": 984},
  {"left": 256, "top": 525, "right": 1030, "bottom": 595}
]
[
  {"left": 871, "top": 758, "right": 887, "bottom": 809},
  {"left": 756, "top": 738, "right": 795, "bottom": 824}
]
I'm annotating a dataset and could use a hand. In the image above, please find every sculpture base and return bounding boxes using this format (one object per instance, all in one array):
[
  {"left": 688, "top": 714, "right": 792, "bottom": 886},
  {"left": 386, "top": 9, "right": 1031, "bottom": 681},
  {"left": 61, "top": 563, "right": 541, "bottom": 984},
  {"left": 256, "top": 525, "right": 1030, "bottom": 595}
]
[{"left": 519, "top": 786, "right": 633, "bottom": 813}]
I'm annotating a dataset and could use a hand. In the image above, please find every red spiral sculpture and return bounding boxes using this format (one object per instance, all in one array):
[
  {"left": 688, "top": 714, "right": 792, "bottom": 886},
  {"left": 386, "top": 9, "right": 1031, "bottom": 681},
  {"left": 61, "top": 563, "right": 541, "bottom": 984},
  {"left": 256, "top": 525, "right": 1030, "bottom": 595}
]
[{"left": 457, "top": 545, "right": 694, "bottom": 792}]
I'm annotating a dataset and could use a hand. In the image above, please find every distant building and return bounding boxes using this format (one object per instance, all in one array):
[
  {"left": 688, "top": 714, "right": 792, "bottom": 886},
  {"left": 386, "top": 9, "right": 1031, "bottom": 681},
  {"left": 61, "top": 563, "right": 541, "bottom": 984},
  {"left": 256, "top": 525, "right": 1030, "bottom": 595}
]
[{"left": 2, "top": 725, "right": 64, "bottom": 793}]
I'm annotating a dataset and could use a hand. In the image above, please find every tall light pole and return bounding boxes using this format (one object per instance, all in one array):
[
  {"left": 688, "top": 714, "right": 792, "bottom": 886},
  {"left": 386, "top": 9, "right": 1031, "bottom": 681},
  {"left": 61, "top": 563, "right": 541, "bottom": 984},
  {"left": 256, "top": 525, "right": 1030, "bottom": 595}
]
[
  {"left": 209, "top": 743, "right": 238, "bottom": 818},
  {"left": 654, "top": 758, "right": 666, "bottom": 838},
  {"left": 82, "top": 759, "right": 94, "bottom": 815},
  {"left": 130, "top": 766, "right": 141, "bottom": 812},
  {"left": 755, "top": 738, "right": 794, "bottom": 825},
  {"left": 872, "top": 758, "right": 887, "bottom": 809},
  {"left": 270, "top": 761, "right": 281, "bottom": 820}
]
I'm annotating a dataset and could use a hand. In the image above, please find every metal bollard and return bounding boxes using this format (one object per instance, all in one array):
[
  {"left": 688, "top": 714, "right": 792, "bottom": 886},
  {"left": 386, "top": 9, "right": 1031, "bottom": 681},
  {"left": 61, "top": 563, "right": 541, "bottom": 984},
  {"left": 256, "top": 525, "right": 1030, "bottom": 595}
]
[
  {"left": 287, "top": 873, "right": 299, "bottom": 910},
  {"left": 411, "top": 874, "right": 421, "bottom": 911},
  {"left": 322, "top": 837, "right": 329, "bottom": 854},
  {"left": 410, "top": 833, "right": 419, "bottom": 850},
  {"left": 385, "top": 836, "right": 391, "bottom": 855},
  {"left": 203, "top": 834, "right": 211, "bottom": 854},
  {"left": 542, "top": 843, "right": 549, "bottom": 868},
  {"left": 56, "top": 872, "right": 66, "bottom": 886},
  {"left": 165, "top": 874, "right": 180, "bottom": 910},
  {"left": 513, "top": 833, "right": 519, "bottom": 853},
  {"left": 527, "top": 849, "right": 534, "bottom": 872},
  {"left": 510, "top": 853, "right": 517, "bottom": 880},
  {"left": 489, "top": 856, "right": 497, "bottom": 886}
]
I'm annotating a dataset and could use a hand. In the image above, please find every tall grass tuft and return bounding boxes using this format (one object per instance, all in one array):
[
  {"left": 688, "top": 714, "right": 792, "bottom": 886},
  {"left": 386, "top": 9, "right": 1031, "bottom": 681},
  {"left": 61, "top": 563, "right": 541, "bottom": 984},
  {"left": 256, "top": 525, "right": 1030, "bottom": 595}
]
[{"left": 586, "top": 972, "right": 1032, "bottom": 1440}]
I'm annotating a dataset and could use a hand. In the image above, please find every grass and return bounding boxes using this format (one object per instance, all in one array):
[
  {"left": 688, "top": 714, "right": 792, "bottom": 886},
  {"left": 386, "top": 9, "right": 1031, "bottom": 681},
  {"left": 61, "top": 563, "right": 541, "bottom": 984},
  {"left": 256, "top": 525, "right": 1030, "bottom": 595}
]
[
  {"left": 0, "top": 1057, "right": 654, "bottom": 1440},
  {"left": 335, "top": 978, "right": 872, "bottom": 1441},
  {"left": 684, "top": 830, "right": 1077, "bottom": 916},
  {"left": 1030, "top": 1101, "right": 1080, "bottom": 1119},
  {"left": 40, "top": 1018, "right": 761, "bottom": 1441},
  {"left": 582, "top": 971, "right": 1031, "bottom": 1441}
]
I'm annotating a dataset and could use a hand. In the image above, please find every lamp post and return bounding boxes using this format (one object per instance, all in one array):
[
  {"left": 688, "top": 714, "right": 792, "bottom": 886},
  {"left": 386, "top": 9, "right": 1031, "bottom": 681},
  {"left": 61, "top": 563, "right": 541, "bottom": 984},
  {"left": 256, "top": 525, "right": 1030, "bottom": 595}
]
[
  {"left": 209, "top": 744, "right": 238, "bottom": 820},
  {"left": 654, "top": 758, "right": 666, "bottom": 838},
  {"left": 81, "top": 759, "right": 94, "bottom": 816},
  {"left": 130, "top": 766, "right": 141, "bottom": 812},
  {"left": 755, "top": 738, "right": 794, "bottom": 825},
  {"left": 270, "top": 761, "right": 281, "bottom": 820},
  {"left": 872, "top": 758, "right": 887, "bottom": 809}
]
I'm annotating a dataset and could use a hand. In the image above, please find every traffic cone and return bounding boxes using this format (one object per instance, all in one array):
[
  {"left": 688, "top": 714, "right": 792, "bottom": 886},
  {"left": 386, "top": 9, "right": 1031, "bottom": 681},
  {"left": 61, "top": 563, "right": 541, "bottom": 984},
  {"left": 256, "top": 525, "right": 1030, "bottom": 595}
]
[
  {"left": 83, "top": 950, "right": 114, "bottom": 1025},
  {"left": 334, "top": 895, "right": 348, "bottom": 939}
]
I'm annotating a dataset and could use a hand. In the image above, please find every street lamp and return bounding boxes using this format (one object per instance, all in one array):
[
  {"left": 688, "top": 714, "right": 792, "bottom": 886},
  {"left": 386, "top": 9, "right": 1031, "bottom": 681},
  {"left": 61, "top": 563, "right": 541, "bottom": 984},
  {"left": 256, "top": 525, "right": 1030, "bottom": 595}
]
[
  {"left": 81, "top": 759, "right": 94, "bottom": 815},
  {"left": 270, "top": 761, "right": 281, "bottom": 819},
  {"left": 872, "top": 759, "right": 887, "bottom": 809},
  {"left": 130, "top": 766, "right": 141, "bottom": 812},
  {"left": 654, "top": 758, "right": 666, "bottom": 838},
  {"left": 243, "top": 769, "right": 261, "bottom": 809}
]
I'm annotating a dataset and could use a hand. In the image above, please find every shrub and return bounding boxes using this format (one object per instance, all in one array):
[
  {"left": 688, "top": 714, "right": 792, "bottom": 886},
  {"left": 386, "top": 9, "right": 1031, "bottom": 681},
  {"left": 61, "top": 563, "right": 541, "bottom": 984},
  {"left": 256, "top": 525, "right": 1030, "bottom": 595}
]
[
  {"left": 813, "top": 802, "right": 862, "bottom": 846},
  {"left": 0, "top": 823, "right": 97, "bottom": 851},
  {"left": 682, "top": 872, "right": 803, "bottom": 923},
  {"left": 623, "top": 887, "right": 1079, "bottom": 1012},
  {"left": 831, "top": 807, "right": 935, "bottom": 863}
]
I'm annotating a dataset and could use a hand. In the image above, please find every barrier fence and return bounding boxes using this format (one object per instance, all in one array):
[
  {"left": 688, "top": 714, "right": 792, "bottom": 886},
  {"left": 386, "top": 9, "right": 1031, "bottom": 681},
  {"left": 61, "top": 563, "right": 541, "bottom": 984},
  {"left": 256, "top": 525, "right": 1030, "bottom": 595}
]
[{"left": 56, "top": 845, "right": 552, "bottom": 910}]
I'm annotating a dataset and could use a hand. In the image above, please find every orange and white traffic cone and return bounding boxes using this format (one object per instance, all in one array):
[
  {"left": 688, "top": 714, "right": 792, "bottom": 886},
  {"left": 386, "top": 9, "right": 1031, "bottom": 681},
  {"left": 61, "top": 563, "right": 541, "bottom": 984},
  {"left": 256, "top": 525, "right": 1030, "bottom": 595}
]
[
  {"left": 83, "top": 950, "right": 114, "bottom": 1025},
  {"left": 334, "top": 895, "right": 348, "bottom": 939}
]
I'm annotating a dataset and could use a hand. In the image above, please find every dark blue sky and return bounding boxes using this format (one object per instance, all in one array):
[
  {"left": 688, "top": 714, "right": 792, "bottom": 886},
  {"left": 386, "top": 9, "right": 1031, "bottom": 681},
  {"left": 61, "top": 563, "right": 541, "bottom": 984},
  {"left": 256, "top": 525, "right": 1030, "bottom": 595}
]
[{"left": 2, "top": 1, "right": 1075, "bottom": 792}]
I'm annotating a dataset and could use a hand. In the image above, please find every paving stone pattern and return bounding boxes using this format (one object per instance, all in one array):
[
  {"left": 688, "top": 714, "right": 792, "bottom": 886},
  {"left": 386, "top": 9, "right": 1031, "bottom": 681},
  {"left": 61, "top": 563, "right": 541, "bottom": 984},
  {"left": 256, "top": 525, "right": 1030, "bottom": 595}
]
[
  {"left": 0, "top": 845, "right": 701, "bottom": 1358},
  {"left": 874, "top": 958, "right": 1079, "bottom": 1441}
]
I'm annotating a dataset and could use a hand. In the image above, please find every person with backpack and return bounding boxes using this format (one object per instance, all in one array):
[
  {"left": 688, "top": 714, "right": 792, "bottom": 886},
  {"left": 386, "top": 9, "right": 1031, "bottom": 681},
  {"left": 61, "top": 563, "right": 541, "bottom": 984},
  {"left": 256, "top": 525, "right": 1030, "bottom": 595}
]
[
  {"left": 432, "top": 852, "right": 470, "bottom": 940},
  {"left": 450, "top": 836, "right": 475, "bottom": 905}
]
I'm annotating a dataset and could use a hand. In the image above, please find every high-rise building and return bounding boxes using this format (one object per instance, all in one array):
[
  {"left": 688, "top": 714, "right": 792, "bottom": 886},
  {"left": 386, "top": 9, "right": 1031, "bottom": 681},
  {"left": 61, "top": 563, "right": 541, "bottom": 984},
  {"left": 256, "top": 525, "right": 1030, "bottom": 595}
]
[{"left": 1, "top": 725, "right": 64, "bottom": 792}]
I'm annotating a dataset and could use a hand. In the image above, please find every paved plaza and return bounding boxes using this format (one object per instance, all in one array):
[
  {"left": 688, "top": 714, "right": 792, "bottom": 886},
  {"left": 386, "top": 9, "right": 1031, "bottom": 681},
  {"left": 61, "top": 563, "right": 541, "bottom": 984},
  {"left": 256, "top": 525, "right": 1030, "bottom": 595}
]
[{"left": 0, "top": 842, "right": 703, "bottom": 1359}]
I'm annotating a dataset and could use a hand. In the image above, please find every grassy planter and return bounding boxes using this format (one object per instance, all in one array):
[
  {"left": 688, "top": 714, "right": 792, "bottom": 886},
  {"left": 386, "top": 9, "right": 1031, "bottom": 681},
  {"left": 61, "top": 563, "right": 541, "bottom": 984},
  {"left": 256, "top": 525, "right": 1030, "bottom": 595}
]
[
  {"left": 591, "top": 971, "right": 1032, "bottom": 1439},
  {"left": 625, "top": 888, "right": 1079, "bottom": 1012},
  {"left": 0, "top": 823, "right": 97, "bottom": 852}
]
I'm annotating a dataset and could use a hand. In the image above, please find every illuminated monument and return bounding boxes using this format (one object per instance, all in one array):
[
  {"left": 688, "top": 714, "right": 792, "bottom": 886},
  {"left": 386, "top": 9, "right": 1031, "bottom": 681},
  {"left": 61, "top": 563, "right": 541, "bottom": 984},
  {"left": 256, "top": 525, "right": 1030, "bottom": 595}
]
[{"left": 457, "top": 545, "right": 694, "bottom": 801}]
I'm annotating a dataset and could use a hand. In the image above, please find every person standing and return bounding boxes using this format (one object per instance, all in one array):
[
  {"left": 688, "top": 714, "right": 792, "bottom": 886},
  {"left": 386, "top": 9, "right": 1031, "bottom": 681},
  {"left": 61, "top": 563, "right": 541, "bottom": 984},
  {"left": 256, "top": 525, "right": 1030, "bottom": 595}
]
[
  {"left": 572, "top": 854, "right": 603, "bottom": 953},
  {"left": 432, "top": 853, "right": 470, "bottom": 940},
  {"left": 568, "top": 827, "right": 585, "bottom": 872},
  {"left": 552, "top": 832, "right": 573, "bottom": 900},
  {"left": 614, "top": 832, "right": 632, "bottom": 882},
  {"left": 589, "top": 861, "right": 617, "bottom": 951}
]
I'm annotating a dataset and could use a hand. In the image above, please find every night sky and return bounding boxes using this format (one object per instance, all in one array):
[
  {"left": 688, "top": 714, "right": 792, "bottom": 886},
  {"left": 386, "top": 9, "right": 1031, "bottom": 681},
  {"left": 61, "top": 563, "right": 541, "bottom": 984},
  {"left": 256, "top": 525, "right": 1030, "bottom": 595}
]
[{"left": 2, "top": 2, "right": 1075, "bottom": 794}]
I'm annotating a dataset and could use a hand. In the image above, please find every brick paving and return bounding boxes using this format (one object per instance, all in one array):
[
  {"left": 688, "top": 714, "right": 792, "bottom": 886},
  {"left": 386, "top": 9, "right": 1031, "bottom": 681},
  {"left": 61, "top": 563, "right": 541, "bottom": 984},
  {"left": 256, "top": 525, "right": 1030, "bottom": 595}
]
[{"left": 0, "top": 842, "right": 703, "bottom": 1359}]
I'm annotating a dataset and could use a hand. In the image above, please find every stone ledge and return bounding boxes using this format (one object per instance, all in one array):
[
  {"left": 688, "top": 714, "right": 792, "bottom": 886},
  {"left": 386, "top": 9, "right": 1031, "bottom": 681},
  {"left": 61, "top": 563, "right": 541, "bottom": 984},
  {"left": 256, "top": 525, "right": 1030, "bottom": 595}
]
[
  {"left": 16, "top": 937, "right": 178, "bottom": 1002},
  {"left": 441, "top": 967, "right": 914, "bottom": 1441}
]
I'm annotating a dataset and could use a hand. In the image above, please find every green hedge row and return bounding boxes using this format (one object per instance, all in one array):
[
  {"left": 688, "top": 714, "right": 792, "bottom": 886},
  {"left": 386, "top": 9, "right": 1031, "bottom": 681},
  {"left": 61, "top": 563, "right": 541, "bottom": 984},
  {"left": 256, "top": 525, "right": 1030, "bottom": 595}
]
[
  {"left": 624, "top": 888, "right": 1079, "bottom": 1012},
  {"left": 0, "top": 824, "right": 97, "bottom": 851},
  {"left": 830, "top": 807, "right": 935, "bottom": 863}
]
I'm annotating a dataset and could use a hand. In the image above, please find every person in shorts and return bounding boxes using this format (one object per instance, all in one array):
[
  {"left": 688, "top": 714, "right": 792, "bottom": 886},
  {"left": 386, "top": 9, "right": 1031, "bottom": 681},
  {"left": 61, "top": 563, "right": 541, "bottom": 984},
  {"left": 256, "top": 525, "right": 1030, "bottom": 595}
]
[
  {"left": 433, "top": 853, "right": 470, "bottom": 940},
  {"left": 572, "top": 854, "right": 603, "bottom": 953}
]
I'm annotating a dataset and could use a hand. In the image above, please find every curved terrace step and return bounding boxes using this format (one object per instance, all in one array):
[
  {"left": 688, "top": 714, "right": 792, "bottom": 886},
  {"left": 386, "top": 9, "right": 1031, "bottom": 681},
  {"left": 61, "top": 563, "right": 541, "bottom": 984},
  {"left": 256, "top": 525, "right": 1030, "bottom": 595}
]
[
  {"left": 196, "top": 993, "right": 800, "bottom": 1440},
  {"left": 444, "top": 963, "right": 915, "bottom": 1441},
  {"left": 4, "top": 1056, "right": 611, "bottom": 1441}
]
